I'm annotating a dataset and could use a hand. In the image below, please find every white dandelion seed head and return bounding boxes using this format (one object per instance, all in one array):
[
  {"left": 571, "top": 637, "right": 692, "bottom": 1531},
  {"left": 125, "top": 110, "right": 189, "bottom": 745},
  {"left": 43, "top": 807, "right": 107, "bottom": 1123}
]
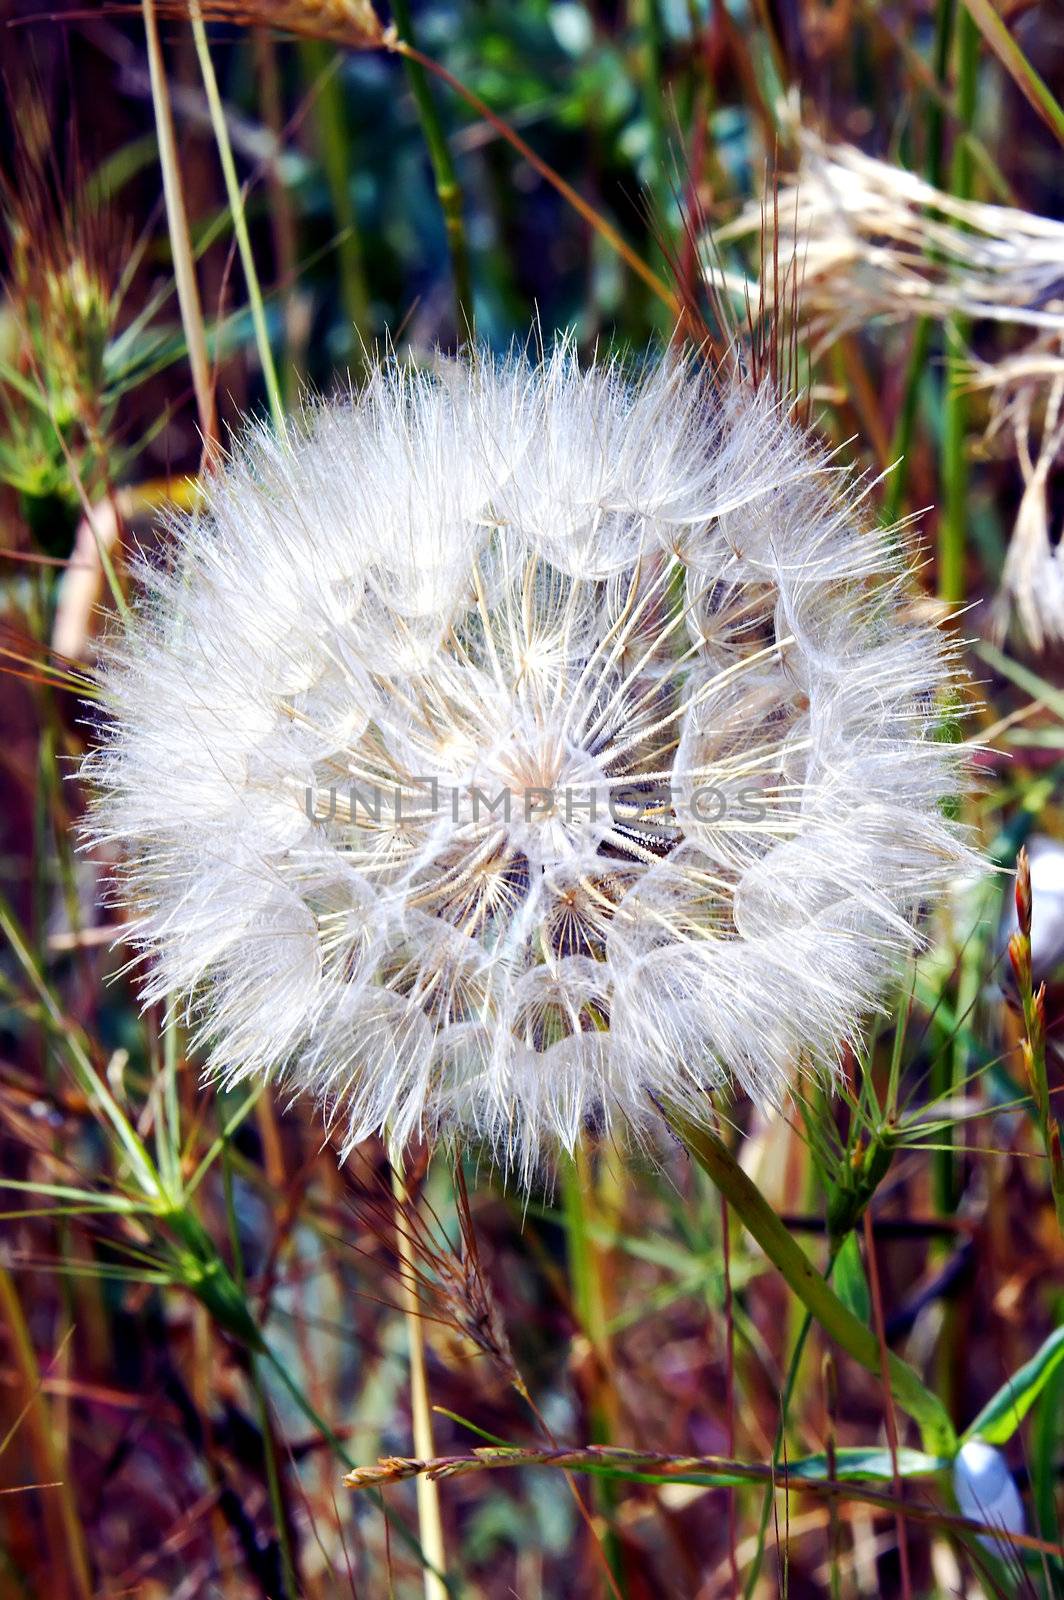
[{"left": 82, "top": 345, "right": 977, "bottom": 1185}]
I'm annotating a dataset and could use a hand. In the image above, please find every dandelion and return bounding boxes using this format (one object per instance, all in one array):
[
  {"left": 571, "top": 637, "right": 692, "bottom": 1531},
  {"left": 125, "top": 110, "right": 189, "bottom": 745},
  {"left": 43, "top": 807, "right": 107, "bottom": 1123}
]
[{"left": 82, "top": 345, "right": 974, "bottom": 1184}]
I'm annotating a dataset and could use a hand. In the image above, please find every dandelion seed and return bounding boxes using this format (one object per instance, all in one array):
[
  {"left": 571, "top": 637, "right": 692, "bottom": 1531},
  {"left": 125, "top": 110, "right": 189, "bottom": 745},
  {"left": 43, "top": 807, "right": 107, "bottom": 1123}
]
[{"left": 82, "top": 344, "right": 975, "bottom": 1184}]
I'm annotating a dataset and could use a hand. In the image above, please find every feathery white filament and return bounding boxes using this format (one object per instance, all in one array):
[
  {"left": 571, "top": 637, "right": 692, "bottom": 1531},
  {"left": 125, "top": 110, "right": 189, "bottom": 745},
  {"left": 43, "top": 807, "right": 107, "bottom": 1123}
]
[{"left": 83, "top": 347, "right": 974, "bottom": 1182}]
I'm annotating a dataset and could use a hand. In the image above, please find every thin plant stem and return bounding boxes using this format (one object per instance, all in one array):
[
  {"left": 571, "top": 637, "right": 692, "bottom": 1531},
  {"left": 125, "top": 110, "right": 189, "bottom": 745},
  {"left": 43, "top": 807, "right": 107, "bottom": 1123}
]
[
  {"left": 251, "top": 27, "right": 301, "bottom": 403},
  {"left": 391, "top": 1165, "right": 449, "bottom": 1600},
  {"left": 933, "top": 11, "right": 979, "bottom": 1246},
  {"left": 388, "top": 0, "right": 473, "bottom": 331},
  {"left": 142, "top": 0, "right": 217, "bottom": 448},
  {"left": 959, "top": 0, "right": 1064, "bottom": 145},
  {"left": 189, "top": 1, "right": 287, "bottom": 436},
  {"left": 720, "top": 1190, "right": 740, "bottom": 1597},
  {"left": 222, "top": 1145, "right": 299, "bottom": 1600},
  {"left": 561, "top": 1146, "right": 627, "bottom": 1596},
  {"left": 743, "top": 1248, "right": 841, "bottom": 1600},
  {"left": 390, "top": 39, "right": 679, "bottom": 319},
  {"left": 0, "top": 1268, "right": 92, "bottom": 1600},
  {"left": 157, "top": 1016, "right": 182, "bottom": 1199},
  {"left": 301, "top": 40, "right": 372, "bottom": 367},
  {"left": 862, "top": 1210, "right": 913, "bottom": 1600},
  {"left": 661, "top": 1105, "right": 957, "bottom": 1454},
  {"left": 938, "top": 7, "right": 978, "bottom": 606},
  {"left": 882, "top": 0, "right": 956, "bottom": 529}
]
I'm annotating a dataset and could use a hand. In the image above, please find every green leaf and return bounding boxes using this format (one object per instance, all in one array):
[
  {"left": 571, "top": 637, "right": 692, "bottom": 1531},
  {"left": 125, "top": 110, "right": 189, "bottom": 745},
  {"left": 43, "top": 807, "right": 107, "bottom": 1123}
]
[
  {"left": 959, "top": 0, "right": 1064, "bottom": 146},
  {"left": 787, "top": 1447, "right": 947, "bottom": 1482},
  {"left": 961, "top": 1325, "right": 1064, "bottom": 1445},
  {"left": 833, "top": 1232, "right": 871, "bottom": 1324},
  {"left": 1032, "top": 1356, "right": 1064, "bottom": 1552},
  {"left": 976, "top": 642, "right": 1064, "bottom": 725}
]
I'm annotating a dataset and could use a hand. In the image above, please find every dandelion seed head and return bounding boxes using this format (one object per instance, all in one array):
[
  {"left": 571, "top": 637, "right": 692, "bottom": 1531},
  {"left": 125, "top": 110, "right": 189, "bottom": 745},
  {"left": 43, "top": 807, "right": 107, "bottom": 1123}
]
[{"left": 83, "top": 345, "right": 976, "bottom": 1184}]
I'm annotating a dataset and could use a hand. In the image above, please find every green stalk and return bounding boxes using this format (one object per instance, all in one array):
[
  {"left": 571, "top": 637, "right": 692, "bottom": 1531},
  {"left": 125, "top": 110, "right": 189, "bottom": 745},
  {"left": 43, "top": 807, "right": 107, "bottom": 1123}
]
[
  {"left": 882, "top": 320, "right": 932, "bottom": 528},
  {"left": 189, "top": 3, "right": 286, "bottom": 437},
  {"left": 156, "top": 1017, "right": 182, "bottom": 1200},
  {"left": 142, "top": 0, "right": 216, "bottom": 446},
  {"left": 933, "top": 10, "right": 979, "bottom": 1232},
  {"left": 742, "top": 1253, "right": 841, "bottom": 1599},
  {"left": 662, "top": 1107, "right": 956, "bottom": 1455},
  {"left": 389, "top": 0, "right": 473, "bottom": 331},
  {"left": 634, "top": 0, "right": 671, "bottom": 331},
  {"left": 959, "top": 0, "right": 1064, "bottom": 145},
  {"left": 301, "top": 42, "right": 372, "bottom": 367},
  {"left": 561, "top": 1149, "right": 627, "bottom": 1595},
  {"left": 252, "top": 29, "right": 301, "bottom": 404},
  {"left": 938, "top": 8, "right": 978, "bottom": 606},
  {"left": 882, "top": 0, "right": 955, "bottom": 529},
  {"left": 223, "top": 1148, "right": 298, "bottom": 1600}
]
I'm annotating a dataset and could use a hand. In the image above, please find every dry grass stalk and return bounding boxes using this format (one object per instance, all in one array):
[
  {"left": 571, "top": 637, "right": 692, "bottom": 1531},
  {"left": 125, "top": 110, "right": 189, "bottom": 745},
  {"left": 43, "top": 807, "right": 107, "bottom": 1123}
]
[
  {"left": 342, "top": 1446, "right": 1064, "bottom": 1561},
  {"left": 137, "top": 0, "right": 390, "bottom": 45},
  {"left": 351, "top": 1158, "right": 521, "bottom": 1394},
  {"left": 718, "top": 123, "right": 1064, "bottom": 647},
  {"left": 716, "top": 127, "right": 1064, "bottom": 357},
  {"left": 974, "top": 332, "right": 1064, "bottom": 648}
]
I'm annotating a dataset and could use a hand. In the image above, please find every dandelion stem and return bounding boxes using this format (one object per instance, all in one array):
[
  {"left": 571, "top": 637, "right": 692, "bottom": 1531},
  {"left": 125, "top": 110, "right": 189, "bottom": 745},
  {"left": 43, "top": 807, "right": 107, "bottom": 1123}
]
[
  {"left": 391, "top": 1165, "right": 449, "bottom": 1600},
  {"left": 188, "top": 2, "right": 287, "bottom": 437},
  {"left": 562, "top": 1148, "right": 627, "bottom": 1595},
  {"left": 661, "top": 1105, "right": 957, "bottom": 1455}
]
